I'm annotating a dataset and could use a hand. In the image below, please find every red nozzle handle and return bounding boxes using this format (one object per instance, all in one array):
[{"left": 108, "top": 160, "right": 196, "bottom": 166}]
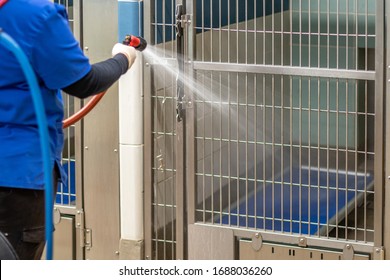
[{"left": 122, "top": 35, "right": 147, "bottom": 52}]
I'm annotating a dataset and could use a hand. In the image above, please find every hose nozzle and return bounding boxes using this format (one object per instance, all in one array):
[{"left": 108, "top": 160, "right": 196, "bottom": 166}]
[{"left": 123, "top": 35, "right": 147, "bottom": 52}]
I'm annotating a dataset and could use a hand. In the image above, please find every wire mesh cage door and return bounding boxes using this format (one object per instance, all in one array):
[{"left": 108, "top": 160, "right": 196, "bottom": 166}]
[
  {"left": 186, "top": 0, "right": 385, "bottom": 259},
  {"left": 144, "top": 0, "right": 189, "bottom": 260},
  {"left": 144, "top": 0, "right": 386, "bottom": 260}
]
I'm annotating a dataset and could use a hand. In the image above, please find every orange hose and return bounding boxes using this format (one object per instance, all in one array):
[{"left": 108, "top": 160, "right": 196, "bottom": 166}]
[{"left": 62, "top": 91, "right": 107, "bottom": 128}]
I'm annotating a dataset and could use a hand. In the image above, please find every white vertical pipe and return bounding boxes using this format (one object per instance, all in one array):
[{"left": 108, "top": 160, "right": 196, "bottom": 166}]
[{"left": 119, "top": 51, "right": 144, "bottom": 241}]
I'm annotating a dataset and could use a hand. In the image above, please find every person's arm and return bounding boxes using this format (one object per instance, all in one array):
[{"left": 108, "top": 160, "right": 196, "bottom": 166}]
[
  {"left": 30, "top": 4, "right": 137, "bottom": 96},
  {"left": 62, "top": 53, "right": 128, "bottom": 98}
]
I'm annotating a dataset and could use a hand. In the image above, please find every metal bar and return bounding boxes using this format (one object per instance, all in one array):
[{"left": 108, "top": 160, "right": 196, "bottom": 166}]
[
  {"left": 201, "top": 0, "right": 204, "bottom": 61},
  {"left": 346, "top": 0, "right": 349, "bottom": 69},
  {"left": 355, "top": 0, "right": 358, "bottom": 71},
  {"left": 263, "top": 73, "right": 266, "bottom": 229},
  {"left": 326, "top": 78, "right": 330, "bottom": 237},
  {"left": 220, "top": 0, "right": 222, "bottom": 64},
  {"left": 318, "top": 0, "right": 320, "bottom": 69},
  {"left": 193, "top": 62, "right": 376, "bottom": 80},
  {"left": 254, "top": 74, "right": 258, "bottom": 229},
  {"left": 186, "top": 0, "right": 196, "bottom": 229},
  {"left": 263, "top": 0, "right": 266, "bottom": 64},
  {"left": 228, "top": 71, "right": 231, "bottom": 226},
  {"left": 361, "top": 3, "right": 368, "bottom": 243},
  {"left": 219, "top": 74, "right": 223, "bottom": 225},
  {"left": 235, "top": 0, "right": 239, "bottom": 227},
  {"left": 317, "top": 77, "right": 321, "bottom": 238},
  {"left": 308, "top": 76, "right": 311, "bottom": 236},
  {"left": 365, "top": 0, "right": 368, "bottom": 72},
  {"left": 143, "top": 0, "right": 153, "bottom": 260},
  {"left": 271, "top": 3, "right": 275, "bottom": 231},
  {"left": 281, "top": 0, "right": 284, "bottom": 65},
  {"left": 335, "top": 78, "right": 340, "bottom": 240},
  {"left": 384, "top": 0, "right": 390, "bottom": 259},
  {"left": 163, "top": 53, "right": 167, "bottom": 259},
  {"left": 281, "top": 74, "right": 284, "bottom": 233},
  {"left": 354, "top": 78, "right": 359, "bottom": 242},
  {"left": 211, "top": 72, "right": 215, "bottom": 223},
  {"left": 299, "top": 0, "right": 302, "bottom": 67},
  {"left": 374, "top": 0, "right": 385, "bottom": 248},
  {"left": 175, "top": 0, "right": 186, "bottom": 260},
  {"left": 253, "top": 0, "right": 258, "bottom": 230},
  {"left": 272, "top": 0, "right": 275, "bottom": 65},
  {"left": 298, "top": 77, "right": 302, "bottom": 235},
  {"left": 272, "top": 74, "right": 275, "bottom": 231},
  {"left": 336, "top": 0, "right": 339, "bottom": 69},
  {"left": 327, "top": 0, "right": 330, "bottom": 69},
  {"left": 73, "top": 0, "right": 84, "bottom": 260},
  {"left": 289, "top": 3, "right": 293, "bottom": 235},
  {"left": 228, "top": 0, "right": 231, "bottom": 64},
  {"left": 210, "top": 0, "right": 213, "bottom": 62},
  {"left": 202, "top": 73, "right": 206, "bottom": 223},
  {"left": 345, "top": 79, "right": 349, "bottom": 240}
]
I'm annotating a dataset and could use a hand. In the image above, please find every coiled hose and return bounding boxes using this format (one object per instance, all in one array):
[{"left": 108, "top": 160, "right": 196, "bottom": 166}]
[{"left": 0, "top": 30, "right": 54, "bottom": 260}]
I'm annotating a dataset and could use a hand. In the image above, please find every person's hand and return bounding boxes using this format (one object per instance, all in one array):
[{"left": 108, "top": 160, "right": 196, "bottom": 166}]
[{"left": 112, "top": 43, "right": 137, "bottom": 69}]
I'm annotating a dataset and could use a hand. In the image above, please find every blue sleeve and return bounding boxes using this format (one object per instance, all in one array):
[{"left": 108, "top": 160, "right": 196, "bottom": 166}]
[{"left": 30, "top": 4, "right": 92, "bottom": 90}]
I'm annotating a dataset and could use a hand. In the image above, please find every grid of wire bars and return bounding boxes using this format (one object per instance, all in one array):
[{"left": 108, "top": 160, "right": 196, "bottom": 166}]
[
  {"left": 192, "top": 0, "right": 378, "bottom": 244},
  {"left": 54, "top": 0, "right": 78, "bottom": 207},
  {"left": 147, "top": 0, "right": 180, "bottom": 260}
]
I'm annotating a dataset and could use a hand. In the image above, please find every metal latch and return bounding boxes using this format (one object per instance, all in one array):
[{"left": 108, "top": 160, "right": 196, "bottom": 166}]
[
  {"left": 175, "top": 5, "right": 192, "bottom": 37},
  {"left": 175, "top": 4, "right": 183, "bottom": 37},
  {"left": 175, "top": 4, "right": 192, "bottom": 122},
  {"left": 175, "top": 4, "right": 184, "bottom": 122}
]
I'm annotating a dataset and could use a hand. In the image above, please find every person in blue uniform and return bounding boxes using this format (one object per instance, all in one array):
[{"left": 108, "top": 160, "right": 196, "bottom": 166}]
[{"left": 0, "top": 0, "right": 137, "bottom": 259}]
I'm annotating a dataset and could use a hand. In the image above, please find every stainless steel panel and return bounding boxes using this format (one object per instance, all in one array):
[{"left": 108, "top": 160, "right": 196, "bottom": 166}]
[
  {"left": 82, "top": 0, "right": 120, "bottom": 260},
  {"left": 188, "top": 224, "right": 234, "bottom": 260},
  {"left": 53, "top": 216, "right": 76, "bottom": 260}
]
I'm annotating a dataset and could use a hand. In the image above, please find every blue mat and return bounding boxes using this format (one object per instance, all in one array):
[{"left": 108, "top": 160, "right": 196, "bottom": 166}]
[{"left": 220, "top": 166, "right": 373, "bottom": 235}]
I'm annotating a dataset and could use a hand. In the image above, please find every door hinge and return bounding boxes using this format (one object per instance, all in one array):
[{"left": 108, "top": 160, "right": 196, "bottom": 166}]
[{"left": 76, "top": 209, "right": 92, "bottom": 249}]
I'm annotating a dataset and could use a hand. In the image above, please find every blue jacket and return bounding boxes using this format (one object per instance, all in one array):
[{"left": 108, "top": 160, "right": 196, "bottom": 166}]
[{"left": 0, "top": 0, "right": 91, "bottom": 189}]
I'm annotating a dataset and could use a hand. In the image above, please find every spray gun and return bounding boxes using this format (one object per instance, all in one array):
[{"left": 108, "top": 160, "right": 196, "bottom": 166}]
[{"left": 122, "top": 35, "right": 147, "bottom": 52}]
